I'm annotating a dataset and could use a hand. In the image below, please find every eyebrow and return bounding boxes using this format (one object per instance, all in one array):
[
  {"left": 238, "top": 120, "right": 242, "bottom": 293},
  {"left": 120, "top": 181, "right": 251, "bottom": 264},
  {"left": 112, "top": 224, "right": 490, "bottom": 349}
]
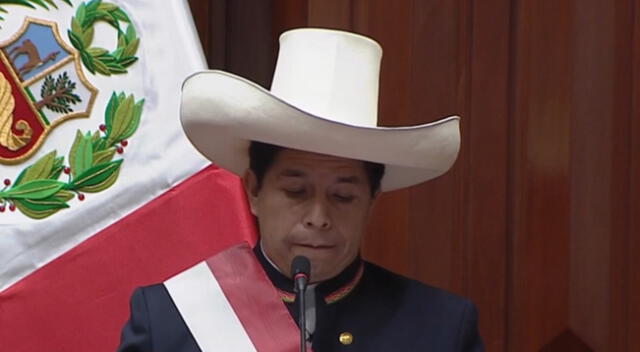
[
  {"left": 336, "top": 176, "right": 362, "bottom": 184},
  {"left": 279, "top": 169, "right": 306, "bottom": 177},
  {"left": 277, "top": 169, "right": 363, "bottom": 184}
]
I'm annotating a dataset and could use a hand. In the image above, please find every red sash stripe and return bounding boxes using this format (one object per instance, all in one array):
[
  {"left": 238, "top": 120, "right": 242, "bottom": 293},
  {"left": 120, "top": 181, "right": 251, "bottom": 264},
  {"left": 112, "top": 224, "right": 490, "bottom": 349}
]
[{"left": 206, "top": 243, "right": 313, "bottom": 352}]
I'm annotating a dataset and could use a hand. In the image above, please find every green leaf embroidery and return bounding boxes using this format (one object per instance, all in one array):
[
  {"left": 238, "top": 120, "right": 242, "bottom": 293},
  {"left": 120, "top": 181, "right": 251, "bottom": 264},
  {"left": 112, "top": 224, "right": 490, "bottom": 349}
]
[
  {"left": 90, "top": 130, "right": 101, "bottom": 144},
  {"left": 105, "top": 62, "right": 127, "bottom": 73},
  {"left": 93, "top": 138, "right": 108, "bottom": 153},
  {"left": 76, "top": 132, "right": 94, "bottom": 176},
  {"left": 125, "top": 24, "right": 136, "bottom": 42},
  {"left": 92, "top": 147, "right": 115, "bottom": 165},
  {"left": 12, "top": 167, "right": 28, "bottom": 187},
  {"left": 71, "top": 17, "right": 82, "bottom": 34},
  {"left": 76, "top": 2, "right": 86, "bottom": 24},
  {"left": 78, "top": 164, "right": 120, "bottom": 193},
  {"left": 81, "top": 25, "right": 94, "bottom": 47},
  {"left": 111, "top": 47, "right": 123, "bottom": 59},
  {"left": 49, "top": 156, "right": 65, "bottom": 180},
  {"left": 112, "top": 8, "right": 129, "bottom": 22},
  {"left": 118, "top": 56, "right": 137, "bottom": 67},
  {"left": 104, "top": 91, "right": 118, "bottom": 131},
  {"left": 80, "top": 50, "right": 95, "bottom": 73},
  {"left": 15, "top": 200, "right": 65, "bottom": 219},
  {"left": 5, "top": 179, "right": 65, "bottom": 200},
  {"left": 14, "top": 189, "right": 73, "bottom": 219},
  {"left": 119, "top": 99, "right": 143, "bottom": 141},
  {"left": 69, "top": 130, "right": 93, "bottom": 177},
  {"left": 87, "top": 47, "right": 108, "bottom": 57},
  {"left": 97, "top": 2, "right": 116, "bottom": 12},
  {"left": 22, "top": 151, "right": 56, "bottom": 183},
  {"left": 29, "top": 0, "right": 49, "bottom": 9},
  {"left": 122, "top": 38, "right": 139, "bottom": 58},
  {"left": 0, "top": 2, "right": 143, "bottom": 220},
  {"left": 93, "top": 59, "right": 111, "bottom": 76},
  {"left": 107, "top": 94, "right": 134, "bottom": 145},
  {"left": 86, "top": 0, "right": 101, "bottom": 11},
  {"left": 0, "top": 0, "right": 70, "bottom": 17},
  {"left": 67, "top": 29, "right": 84, "bottom": 50},
  {"left": 18, "top": 195, "right": 69, "bottom": 212},
  {"left": 67, "top": 1, "right": 139, "bottom": 76},
  {"left": 72, "top": 159, "right": 122, "bottom": 191}
]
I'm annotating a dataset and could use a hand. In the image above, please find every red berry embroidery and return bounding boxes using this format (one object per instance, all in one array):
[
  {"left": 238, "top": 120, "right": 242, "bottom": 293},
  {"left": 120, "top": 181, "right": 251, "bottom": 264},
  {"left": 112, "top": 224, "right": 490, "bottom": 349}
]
[
  {"left": 3, "top": 179, "right": 10, "bottom": 186},
  {"left": 99, "top": 124, "right": 107, "bottom": 132},
  {"left": 9, "top": 204, "right": 16, "bottom": 212},
  {"left": 64, "top": 167, "right": 71, "bottom": 174},
  {"left": 116, "top": 146, "right": 124, "bottom": 154},
  {"left": 120, "top": 140, "right": 128, "bottom": 147}
]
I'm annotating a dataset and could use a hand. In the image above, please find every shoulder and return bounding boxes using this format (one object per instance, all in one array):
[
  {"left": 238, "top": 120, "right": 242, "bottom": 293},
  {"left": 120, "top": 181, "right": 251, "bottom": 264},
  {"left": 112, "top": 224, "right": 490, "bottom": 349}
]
[
  {"left": 123, "top": 284, "right": 177, "bottom": 321},
  {"left": 117, "top": 284, "right": 199, "bottom": 352},
  {"left": 131, "top": 283, "right": 173, "bottom": 306},
  {"left": 128, "top": 283, "right": 190, "bottom": 329},
  {"left": 359, "top": 261, "right": 484, "bottom": 351},
  {"left": 362, "top": 261, "right": 472, "bottom": 310}
]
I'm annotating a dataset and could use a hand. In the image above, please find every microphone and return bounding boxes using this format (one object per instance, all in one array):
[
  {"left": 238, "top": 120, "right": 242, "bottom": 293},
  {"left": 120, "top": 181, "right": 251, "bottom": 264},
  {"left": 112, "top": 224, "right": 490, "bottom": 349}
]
[{"left": 290, "top": 256, "right": 311, "bottom": 352}]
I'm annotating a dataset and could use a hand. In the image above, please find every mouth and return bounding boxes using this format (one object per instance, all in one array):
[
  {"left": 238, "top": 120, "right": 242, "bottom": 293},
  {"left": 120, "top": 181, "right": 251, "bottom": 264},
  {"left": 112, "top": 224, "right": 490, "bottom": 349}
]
[{"left": 293, "top": 243, "right": 336, "bottom": 250}]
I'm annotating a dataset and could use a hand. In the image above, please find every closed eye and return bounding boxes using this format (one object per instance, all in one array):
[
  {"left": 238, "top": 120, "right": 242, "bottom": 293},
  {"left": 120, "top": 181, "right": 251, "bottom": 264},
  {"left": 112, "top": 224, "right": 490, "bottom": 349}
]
[
  {"left": 283, "top": 188, "right": 306, "bottom": 198},
  {"left": 333, "top": 193, "right": 355, "bottom": 203}
]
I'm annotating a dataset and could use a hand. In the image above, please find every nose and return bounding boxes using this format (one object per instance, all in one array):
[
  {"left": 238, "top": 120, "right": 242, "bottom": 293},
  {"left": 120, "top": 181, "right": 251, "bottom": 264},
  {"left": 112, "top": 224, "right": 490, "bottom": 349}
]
[{"left": 303, "top": 198, "right": 331, "bottom": 230}]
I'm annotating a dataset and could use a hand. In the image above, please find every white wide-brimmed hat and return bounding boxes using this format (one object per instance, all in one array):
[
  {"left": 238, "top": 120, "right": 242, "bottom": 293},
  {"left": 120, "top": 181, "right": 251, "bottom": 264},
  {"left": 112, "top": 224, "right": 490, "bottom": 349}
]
[{"left": 180, "top": 28, "right": 460, "bottom": 191}]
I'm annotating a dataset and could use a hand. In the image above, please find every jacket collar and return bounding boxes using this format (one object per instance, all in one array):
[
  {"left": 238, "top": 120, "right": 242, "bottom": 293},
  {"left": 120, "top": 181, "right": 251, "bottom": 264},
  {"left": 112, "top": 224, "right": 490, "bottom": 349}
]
[{"left": 253, "top": 243, "right": 364, "bottom": 305}]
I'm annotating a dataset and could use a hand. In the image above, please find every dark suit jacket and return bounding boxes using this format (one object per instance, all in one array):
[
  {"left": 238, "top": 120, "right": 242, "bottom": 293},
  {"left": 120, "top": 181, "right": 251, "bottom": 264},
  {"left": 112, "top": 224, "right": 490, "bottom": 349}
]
[{"left": 118, "top": 252, "right": 484, "bottom": 351}]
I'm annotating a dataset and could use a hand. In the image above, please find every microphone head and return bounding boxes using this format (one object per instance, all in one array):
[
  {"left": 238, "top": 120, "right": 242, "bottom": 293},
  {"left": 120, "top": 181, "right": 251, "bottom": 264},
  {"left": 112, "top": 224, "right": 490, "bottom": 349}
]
[{"left": 290, "top": 255, "right": 311, "bottom": 280}]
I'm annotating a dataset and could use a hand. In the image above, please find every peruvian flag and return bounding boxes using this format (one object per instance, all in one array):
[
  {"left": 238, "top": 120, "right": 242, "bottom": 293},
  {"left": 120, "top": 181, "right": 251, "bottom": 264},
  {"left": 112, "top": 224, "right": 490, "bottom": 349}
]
[{"left": 0, "top": 1, "right": 255, "bottom": 350}]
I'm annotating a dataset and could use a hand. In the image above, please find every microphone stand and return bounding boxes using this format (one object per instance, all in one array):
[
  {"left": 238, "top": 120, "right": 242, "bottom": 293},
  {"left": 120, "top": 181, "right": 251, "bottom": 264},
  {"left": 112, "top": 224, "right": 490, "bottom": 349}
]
[
  {"left": 291, "top": 256, "right": 311, "bottom": 352},
  {"left": 294, "top": 275, "right": 307, "bottom": 352}
]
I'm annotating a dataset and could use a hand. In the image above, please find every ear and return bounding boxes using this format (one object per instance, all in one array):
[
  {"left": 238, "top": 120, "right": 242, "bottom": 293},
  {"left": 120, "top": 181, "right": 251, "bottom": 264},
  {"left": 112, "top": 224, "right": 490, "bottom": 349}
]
[{"left": 242, "top": 169, "right": 260, "bottom": 216}]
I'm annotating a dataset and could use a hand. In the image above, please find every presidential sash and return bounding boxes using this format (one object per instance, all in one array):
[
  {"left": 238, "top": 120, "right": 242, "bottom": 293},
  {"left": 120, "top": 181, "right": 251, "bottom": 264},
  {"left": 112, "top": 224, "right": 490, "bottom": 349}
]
[{"left": 164, "top": 242, "right": 312, "bottom": 352}]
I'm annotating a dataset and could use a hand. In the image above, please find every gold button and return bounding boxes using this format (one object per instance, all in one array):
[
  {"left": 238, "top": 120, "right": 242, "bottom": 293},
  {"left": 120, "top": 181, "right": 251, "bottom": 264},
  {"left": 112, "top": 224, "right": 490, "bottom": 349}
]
[{"left": 339, "top": 332, "right": 353, "bottom": 345}]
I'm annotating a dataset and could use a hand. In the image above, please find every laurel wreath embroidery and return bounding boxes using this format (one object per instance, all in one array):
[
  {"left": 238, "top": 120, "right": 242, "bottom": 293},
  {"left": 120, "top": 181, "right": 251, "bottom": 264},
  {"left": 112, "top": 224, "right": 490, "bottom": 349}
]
[
  {"left": 0, "top": 0, "right": 72, "bottom": 22},
  {"left": 0, "top": 92, "right": 144, "bottom": 219},
  {"left": 67, "top": 0, "right": 139, "bottom": 76}
]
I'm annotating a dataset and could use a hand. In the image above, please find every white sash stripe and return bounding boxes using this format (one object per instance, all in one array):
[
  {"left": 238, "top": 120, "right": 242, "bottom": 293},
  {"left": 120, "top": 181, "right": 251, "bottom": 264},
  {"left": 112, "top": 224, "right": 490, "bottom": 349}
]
[{"left": 164, "top": 262, "right": 257, "bottom": 352}]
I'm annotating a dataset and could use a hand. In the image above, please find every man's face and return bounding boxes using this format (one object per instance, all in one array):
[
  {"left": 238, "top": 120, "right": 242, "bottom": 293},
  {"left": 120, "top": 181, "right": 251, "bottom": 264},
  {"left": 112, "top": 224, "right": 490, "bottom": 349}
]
[{"left": 244, "top": 148, "right": 376, "bottom": 283}]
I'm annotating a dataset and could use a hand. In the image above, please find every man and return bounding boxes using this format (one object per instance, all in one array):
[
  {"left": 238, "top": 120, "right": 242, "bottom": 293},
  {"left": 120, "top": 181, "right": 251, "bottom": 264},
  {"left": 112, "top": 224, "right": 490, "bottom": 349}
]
[{"left": 118, "top": 28, "right": 484, "bottom": 351}]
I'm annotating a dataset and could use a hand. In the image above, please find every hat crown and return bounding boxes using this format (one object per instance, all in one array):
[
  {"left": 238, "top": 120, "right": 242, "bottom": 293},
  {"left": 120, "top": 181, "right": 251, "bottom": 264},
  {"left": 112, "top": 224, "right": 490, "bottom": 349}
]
[{"left": 270, "top": 28, "right": 382, "bottom": 127}]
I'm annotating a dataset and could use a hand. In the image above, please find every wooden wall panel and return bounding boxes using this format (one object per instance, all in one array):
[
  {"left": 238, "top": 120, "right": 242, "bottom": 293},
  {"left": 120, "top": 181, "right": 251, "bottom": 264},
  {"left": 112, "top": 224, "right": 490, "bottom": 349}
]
[
  {"left": 510, "top": 0, "right": 573, "bottom": 350},
  {"left": 570, "top": 0, "right": 629, "bottom": 350},
  {"left": 364, "top": 0, "right": 463, "bottom": 287},
  {"left": 628, "top": 1, "right": 640, "bottom": 349},
  {"left": 349, "top": 0, "right": 417, "bottom": 275},
  {"left": 405, "top": 0, "right": 464, "bottom": 294},
  {"left": 307, "top": 0, "right": 351, "bottom": 29},
  {"left": 272, "top": 0, "right": 308, "bottom": 57},
  {"left": 186, "top": 0, "right": 640, "bottom": 350},
  {"left": 465, "top": 1, "right": 511, "bottom": 350},
  {"left": 188, "top": 0, "right": 274, "bottom": 88},
  {"left": 224, "top": 0, "right": 274, "bottom": 88}
]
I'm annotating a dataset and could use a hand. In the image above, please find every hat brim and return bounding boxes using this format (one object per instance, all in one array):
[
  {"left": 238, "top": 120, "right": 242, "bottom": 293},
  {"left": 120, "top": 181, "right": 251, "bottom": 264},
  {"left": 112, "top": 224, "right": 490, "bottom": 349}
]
[{"left": 180, "top": 70, "right": 460, "bottom": 191}]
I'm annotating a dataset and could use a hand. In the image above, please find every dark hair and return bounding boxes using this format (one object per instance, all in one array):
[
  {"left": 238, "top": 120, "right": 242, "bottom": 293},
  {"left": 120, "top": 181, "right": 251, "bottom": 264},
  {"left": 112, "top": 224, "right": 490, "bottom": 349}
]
[{"left": 249, "top": 141, "right": 385, "bottom": 196}]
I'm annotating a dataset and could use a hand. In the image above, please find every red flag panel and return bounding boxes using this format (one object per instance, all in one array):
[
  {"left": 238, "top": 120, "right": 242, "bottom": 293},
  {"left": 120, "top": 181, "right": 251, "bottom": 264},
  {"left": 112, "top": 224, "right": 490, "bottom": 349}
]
[{"left": 0, "top": 165, "right": 257, "bottom": 351}]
